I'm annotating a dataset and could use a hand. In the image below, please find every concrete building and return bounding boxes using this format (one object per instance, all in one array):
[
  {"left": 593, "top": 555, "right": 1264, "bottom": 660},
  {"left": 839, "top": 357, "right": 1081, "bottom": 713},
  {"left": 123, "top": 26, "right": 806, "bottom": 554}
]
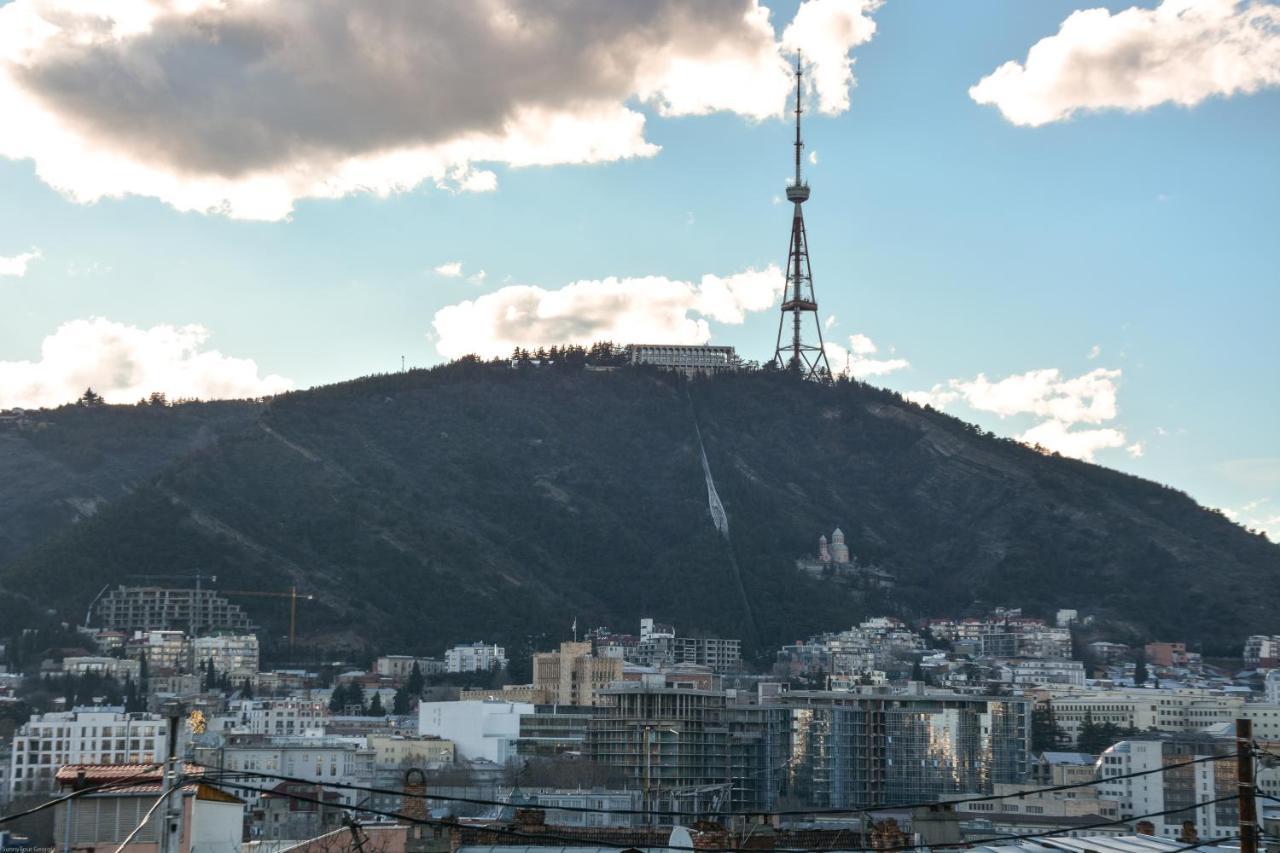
[
  {"left": 1266, "top": 671, "right": 1280, "bottom": 704},
  {"left": 210, "top": 698, "right": 331, "bottom": 736},
  {"left": 517, "top": 705, "right": 596, "bottom": 758},
  {"left": 374, "top": 655, "right": 446, "bottom": 679},
  {"left": 52, "top": 765, "right": 243, "bottom": 853},
  {"left": 127, "top": 630, "right": 191, "bottom": 672},
  {"left": 588, "top": 684, "right": 1029, "bottom": 814},
  {"left": 1005, "top": 659, "right": 1086, "bottom": 688},
  {"left": 1048, "top": 688, "right": 1244, "bottom": 745},
  {"left": 445, "top": 643, "right": 506, "bottom": 673},
  {"left": 1245, "top": 635, "right": 1280, "bottom": 670},
  {"left": 1144, "top": 642, "right": 1191, "bottom": 668},
  {"left": 192, "top": 634, "right": 260, "bottom": 678},
  {"left": 626, "top": 344, "right": 740, "bottom": 376},
  {"left": 533, "top": 642, "right": 623, "bottom": 706},
  {"left": 1097, "top": 734, "right": 1237, "bottom": 841},
  {"left": 62, "top": 656, "right": 143, "bottom": 682},
  {"left": 8, "top": 708, "right": 170, "bottom": 797},
  {"left": 418, "top": 700, "right": 531, "bottom": 765},
  {"left": 367, "top": 734, "right": 454, "bottom": 768},
  {"left": 96, "top": 586, "right": 255, "bottom": 634},
  {"left": 193, "top": 733, "right": 375, "bottom": 807}
]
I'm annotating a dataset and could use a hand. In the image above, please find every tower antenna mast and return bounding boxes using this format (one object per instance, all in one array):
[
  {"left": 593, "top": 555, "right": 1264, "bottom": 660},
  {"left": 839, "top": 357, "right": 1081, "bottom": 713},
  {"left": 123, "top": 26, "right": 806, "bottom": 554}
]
[{"left": 772, "top": 51, "right": 831, "bottom": 380}]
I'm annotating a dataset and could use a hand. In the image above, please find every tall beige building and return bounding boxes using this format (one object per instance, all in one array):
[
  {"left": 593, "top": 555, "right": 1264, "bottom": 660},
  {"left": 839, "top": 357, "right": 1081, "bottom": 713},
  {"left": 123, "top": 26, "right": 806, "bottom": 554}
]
[{"left": 533, "top": 642, "right": 622, "bottom": 706}]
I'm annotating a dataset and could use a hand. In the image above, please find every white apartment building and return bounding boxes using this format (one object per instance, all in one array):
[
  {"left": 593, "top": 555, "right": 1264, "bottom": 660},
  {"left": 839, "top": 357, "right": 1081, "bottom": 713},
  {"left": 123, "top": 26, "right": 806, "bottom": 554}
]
[
  {"left": 194, "top": 734, "right": 374, "bottom": 807},
  {"left": 1007, "top": 659, "right": 1086, "bottom": 688},
  {"left": 192, "top": 634, "right": 260, "bottom": 677},
  {"left": 418, "top": 700, "right": 531, "bottom": 764},
  {"left": 445, "top": 642, "right": 506, "bottom": 673},
  {"left": 61, "top": 656, "right": 142, "bottom": 682},
  {"left": 1266, "top": 671, "right": 1280, "bottom": 704},
  {"left": 126, "top": 630, "right": 190, "bottom": 671},
  {"left": 8, "top": 708, "right": 169, "bottom": 797},
  {"left": 1097, "top": 737, "right": 1236, "bottom": 840},
  {"left": 1049, "top": 689, "right": 1244, "bottom": 745},
  {"left": 212, "top": 698, "right": 331, "bottom": 736}
]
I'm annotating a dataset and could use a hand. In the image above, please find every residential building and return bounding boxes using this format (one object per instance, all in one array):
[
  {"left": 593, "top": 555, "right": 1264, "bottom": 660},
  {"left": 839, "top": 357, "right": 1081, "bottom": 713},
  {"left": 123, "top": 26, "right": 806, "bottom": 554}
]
[
  {"left": 1245, "top": 635, "right": 1280, "bottom": 670},
  {"left": 460, "top": 684, "right": 548, "bottom": 704},
  {"left": 1267, "top": 671, "right": 1280, "bottom": 705},
  {"left": 126, "top": 630, "right": 191, "bottom": 672},
  {"left": 445, "top": 643, "right": 506, "bottom": 673},
  {"left": 96, "top": 586, "right": 255, "bottom": 634},
  {"left": 374, "top": 655, "right": 446, "bottom": 679},
  {"left": 52, "top": 764, "right": 242, "bottom": 853},
  {"left": 1241, "top": 703, "right": 1280, "bottom": 742},
  {"left": 1030, "top": 751, "right": 1101, "bottom": 786},
  {"left": 367, "top": 734, "right": 454, "bottom": 768},
  {"left": 418, "top": 700, "right": 531, "bottom": 765},
  {"left": 192, "top": 634, "right": 260, "bottom": 678},
  {"left": 62, "top": 656, "right": 142, "bottom": 682},
  {"left": 1144, "top": 642, "right": 1191, "bottom": 668},
  {"left": 193, "top": 733, "right": 375, "bottom": 807},
  {"left": 1097, "top": 734, "right": 1237, "bottom": 840},
  {"left": 517, "top": 705, "right": 596, "bottom": 758},
  {"left": 1048, "top": 688, "right": 1244, "bottom": 745},
  {"left": 533, "top": 642, "right": 623, "bottom": 706},
  {"left": 1006, "top": 659, "right": 1086, "bottom": 688},
  {"left": 8, "top": 708, "right": 170, "bottom": 797},
  {"left": 945, "top": 780, "right": 1120, "bottom": 822},
  {"left": 212, "top": 698, "right": 331, "bottom": 736}
]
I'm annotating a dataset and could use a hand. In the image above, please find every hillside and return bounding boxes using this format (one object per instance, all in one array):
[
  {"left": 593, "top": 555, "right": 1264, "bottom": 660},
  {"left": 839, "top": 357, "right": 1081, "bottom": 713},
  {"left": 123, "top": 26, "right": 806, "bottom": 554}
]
[{"left": 1, "top": 362, "right": 1275, "bottom": 661}]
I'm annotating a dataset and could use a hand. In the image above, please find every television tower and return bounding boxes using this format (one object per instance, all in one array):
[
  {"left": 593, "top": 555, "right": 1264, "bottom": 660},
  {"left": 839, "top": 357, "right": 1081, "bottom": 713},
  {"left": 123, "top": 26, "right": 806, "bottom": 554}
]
[{"left": 772, "top": 54, "right": 831, "bottom": 379}]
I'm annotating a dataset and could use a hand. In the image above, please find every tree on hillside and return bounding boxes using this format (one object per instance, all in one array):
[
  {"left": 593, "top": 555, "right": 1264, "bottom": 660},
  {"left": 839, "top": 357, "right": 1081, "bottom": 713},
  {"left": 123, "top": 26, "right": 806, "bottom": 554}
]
[
  {"left": 368, "top": 692, "right": 385, "bottom": 717},
  {"left": 77, "top": 388, "right": 105, "bottom": 407},
  {"left": 392, "top": 685, "right": 411, "bottom": 715},
  {"left": 328, "top": 684, "right": 347, "bottom": 713},
  {"left": 406, "top": 663, "right": 424, "bottom": 697},
  {"left": 1032, "top": 703, "right": 1066, "bottom": 752}
]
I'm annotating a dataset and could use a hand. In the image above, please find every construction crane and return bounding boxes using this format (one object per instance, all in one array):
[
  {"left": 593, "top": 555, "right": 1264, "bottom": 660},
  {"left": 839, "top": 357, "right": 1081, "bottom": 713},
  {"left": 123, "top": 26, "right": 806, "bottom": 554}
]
[{"left": 220, "top": 586, "right": 313, "bottom": 652}]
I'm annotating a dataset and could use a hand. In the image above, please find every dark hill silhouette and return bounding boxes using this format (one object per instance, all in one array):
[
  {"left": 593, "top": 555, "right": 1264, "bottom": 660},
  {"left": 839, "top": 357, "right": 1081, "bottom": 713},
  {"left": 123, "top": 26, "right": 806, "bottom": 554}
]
[{"left": 1, "top": 358, "right": 1273, "bottom": 661}]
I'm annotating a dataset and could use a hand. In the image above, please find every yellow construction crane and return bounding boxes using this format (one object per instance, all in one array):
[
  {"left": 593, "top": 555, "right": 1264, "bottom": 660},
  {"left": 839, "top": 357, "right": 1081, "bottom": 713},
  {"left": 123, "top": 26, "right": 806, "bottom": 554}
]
[{"left": 221, "top": 586, "right": 313, "bottom": 652}]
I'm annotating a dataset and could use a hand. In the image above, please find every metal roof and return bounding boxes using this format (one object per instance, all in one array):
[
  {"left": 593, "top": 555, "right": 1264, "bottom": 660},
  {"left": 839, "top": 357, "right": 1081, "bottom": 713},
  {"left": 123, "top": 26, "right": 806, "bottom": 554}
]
[{"left": 966, "top": 834, "right": 1239, "bottom": 853}]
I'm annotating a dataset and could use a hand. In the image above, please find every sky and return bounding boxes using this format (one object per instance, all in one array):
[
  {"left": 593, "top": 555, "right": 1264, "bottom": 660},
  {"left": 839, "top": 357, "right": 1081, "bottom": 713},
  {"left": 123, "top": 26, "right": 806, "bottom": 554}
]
[{"left": 0, "top": 0, "right": 1277, "bottom": 537}]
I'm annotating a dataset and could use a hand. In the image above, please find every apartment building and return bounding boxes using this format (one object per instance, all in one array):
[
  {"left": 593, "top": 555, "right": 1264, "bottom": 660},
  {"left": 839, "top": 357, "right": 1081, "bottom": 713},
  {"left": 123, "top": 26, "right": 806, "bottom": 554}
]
[{"left": 8, "top": 708, "right": 170, "bottom": 797}]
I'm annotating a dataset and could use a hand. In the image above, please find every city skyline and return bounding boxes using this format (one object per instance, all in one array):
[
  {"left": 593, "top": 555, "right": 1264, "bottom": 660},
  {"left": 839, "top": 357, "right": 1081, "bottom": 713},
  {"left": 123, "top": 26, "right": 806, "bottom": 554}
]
[{"left": 1, "top": 0, "right": 1277, "bottom": 535}]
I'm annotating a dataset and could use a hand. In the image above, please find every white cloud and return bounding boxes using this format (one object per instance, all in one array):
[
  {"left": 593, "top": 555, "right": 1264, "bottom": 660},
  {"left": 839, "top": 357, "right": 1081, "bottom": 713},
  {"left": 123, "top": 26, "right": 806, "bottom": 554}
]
[
  {"left": 468, "top": 269, "right": 488, "bottom": 285},
  {"left": 0, "top": 248, "right": 41, "bottom": 277},
  {"left": 434, "top": 262, "right": 463, "bottom": 278},
  {"left": 1021, "top": 418, "right": 1127, "bottom": 462},
  {"left": 0, "top": 0, "right": 883, "bottom": 220},
  {"left": 970, "top": 0, "right": 1280, "bottom": 127},
  {"left": 824, "top": 314, "right": 837, "bottom": 329},
  {"left": 1127, "top": 440, "right": 1145, "bottom": 458},
  {"left": 825, "top": 333, "right": 910, "bottom": 379},
  {"left": 808, "top": 150, "right": 819, "bottom": 165},
  {"left": 1087, "top": 344, "right": 1101, "bottom": 359},
  {"left": 907, "top": 366, "right": 1133, "bottom": 461},
  {"left": 431, "top": 265, "right": 782, "bottom": 359},
  {"left": 0, "top": 317, "right": 292, "bottom": 408},
  {"left": 782, "top": 0, "right": 882, "bottom": 114}
]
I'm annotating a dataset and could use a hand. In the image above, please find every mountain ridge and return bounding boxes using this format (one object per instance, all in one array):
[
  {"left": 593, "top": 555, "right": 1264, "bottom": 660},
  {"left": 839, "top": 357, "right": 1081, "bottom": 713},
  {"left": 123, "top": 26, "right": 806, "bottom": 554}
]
[{"left": 1, "top": 361, "right": 1274, "bottom": 660}]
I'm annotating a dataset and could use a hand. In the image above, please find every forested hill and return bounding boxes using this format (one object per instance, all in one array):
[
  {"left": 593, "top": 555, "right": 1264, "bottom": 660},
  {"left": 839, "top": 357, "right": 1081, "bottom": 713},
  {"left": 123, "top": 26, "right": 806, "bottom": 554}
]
[{"left": 1, "top": 360, "right": 1275, "bottom": 660}]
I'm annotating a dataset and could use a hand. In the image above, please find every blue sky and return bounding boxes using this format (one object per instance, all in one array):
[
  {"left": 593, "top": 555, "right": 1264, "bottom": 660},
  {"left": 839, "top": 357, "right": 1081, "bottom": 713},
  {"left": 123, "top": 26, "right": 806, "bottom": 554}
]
[{"left": 0, "top": 0, "right": 1276, "bottom": 535}]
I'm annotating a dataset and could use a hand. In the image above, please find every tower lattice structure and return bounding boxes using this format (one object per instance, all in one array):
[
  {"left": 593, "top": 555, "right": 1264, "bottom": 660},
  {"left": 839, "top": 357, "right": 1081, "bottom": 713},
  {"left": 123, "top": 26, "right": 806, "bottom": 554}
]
[{"left": 772, "top": 55, "right": 831, "bottom": 380}]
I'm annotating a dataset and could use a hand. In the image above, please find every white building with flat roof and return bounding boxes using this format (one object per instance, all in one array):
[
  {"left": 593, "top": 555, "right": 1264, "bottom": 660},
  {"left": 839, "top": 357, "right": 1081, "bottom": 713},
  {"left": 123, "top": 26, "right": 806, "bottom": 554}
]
[
  {"left": 445, "top": 642, "right": 506, "bottom": 673},
  {"left": 8, "top": 707, "right": 169, "bottom": 797},
  {"left": 192, "top": 634, "right": 259, "bottom": 677},
  {"left": 418, "top": 700, "right": 531, "bottom": 765}
]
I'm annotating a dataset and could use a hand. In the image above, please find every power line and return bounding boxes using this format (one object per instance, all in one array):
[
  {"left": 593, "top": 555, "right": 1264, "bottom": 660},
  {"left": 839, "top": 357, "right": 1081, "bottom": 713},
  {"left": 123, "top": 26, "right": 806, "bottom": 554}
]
[
  {"left": 200, "top": 774, "right": 1244, "bottom": 853},
  {"left": 190, "top": 753, "right": 1235, "bottom": 819},
  {"left": 0, "top": 765, "right": 164, "bottom": 825},
  {"left": 113, "top": 787, "right": 178, "bottom": 853}
]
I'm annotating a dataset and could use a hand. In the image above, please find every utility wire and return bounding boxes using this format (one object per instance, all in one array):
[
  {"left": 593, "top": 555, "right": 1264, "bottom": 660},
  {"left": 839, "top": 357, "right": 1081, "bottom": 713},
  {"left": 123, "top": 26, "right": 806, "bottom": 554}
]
[
  {"left": 200, "top": 774, "right": 1243, "bottom": 853},
  {"left": 112, "top": 786, "right": 178, "bottom": 853},
  {"left": 0, "top": 765, "right": 164, "bottom": 825},
  {"left": 191, "top": 752, "right": 1235, "bottom": 819}
]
